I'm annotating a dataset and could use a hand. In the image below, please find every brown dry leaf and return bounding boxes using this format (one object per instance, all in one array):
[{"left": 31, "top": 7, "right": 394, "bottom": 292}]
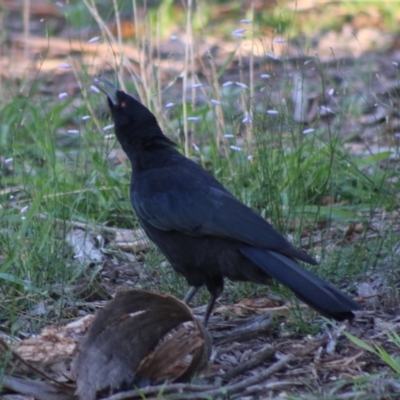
[
  {"left": 241, "top": 298, "right": 279, "bottom": 309},
  {"left": 111, "top": 228, "right": 150, "bottom": 252},
  {"left": 72, "top": 290, "right": 211, "bottom": 400},
  {"left": 214, "top": 304, "right": 250, "bottom": 318},
  {"left": 344, "top": 223, "right": 365, "bottom": 239},
  {"left": 215, "top": 298, "right": 280, "bottom": 318}
]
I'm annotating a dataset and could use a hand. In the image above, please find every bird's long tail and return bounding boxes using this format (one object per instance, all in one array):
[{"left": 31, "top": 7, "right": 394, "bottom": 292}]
[{"left": 240, "top": 247, "right": 362, "bottom": 320}]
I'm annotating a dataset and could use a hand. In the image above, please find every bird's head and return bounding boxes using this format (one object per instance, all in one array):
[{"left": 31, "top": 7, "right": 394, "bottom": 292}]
[
  {"left": 93, "top": 78, "right": 175, "bottom": 161},
  {"left": 93, "top": 78, "right": 158, "bottom": 131}
]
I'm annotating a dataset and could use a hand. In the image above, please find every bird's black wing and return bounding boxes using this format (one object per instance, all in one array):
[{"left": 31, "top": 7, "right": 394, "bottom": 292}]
[{"left": 132, "top": 164, "right": 314, "bottom": 263}]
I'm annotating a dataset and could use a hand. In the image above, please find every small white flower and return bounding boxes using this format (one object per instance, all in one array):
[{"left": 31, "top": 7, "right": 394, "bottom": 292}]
[
  {"left": 210, "top": 99, "right": 221, "bottom": 105},
  {"left": 274, "top": 38, "right": 286, "bottom": 43},
  {"left": 88, "top": 36, "right": 101, "bottom": 43},
  {"left": 265, "top": 52, "right": 279, "bottom": 60},
  {"left": 222, "top": 81, "right": 233, "bottom": 87},
  {"left": 190, "top": 83, "right": 203, "bottom": 89},
  {"left": 4, "top": 158, "right": 13, "bottom": 164},
  {"left": 58, "top": 63, "right": 71, "bottom": 69},
  {"left": 235, "top": 82, "right": 248, "bottom": 89},
  {"left": 90, "top": 85, "right": 100, "bottom": 93},
  {"left": 58, "top": 92, "right": 68, "bottom": 99},
  {"left": 192, "top": 143, "right": 200, "bottom": 152},
  {"left": 328, "top": 88, "right": 334, "bottom": 96},
  {"left": 232, "top": 29, "right": 246, "bottom": 38},
  {"left": 104, "top": 134, "right": 115, "bottom": 139},
  {"left": 267, "top": 110, "right": 278, "bottom": 115},
  {"left": 20, "top": 206, "right": 29, "bottom": 214},
  {"left": 247, "top": 154, "right": 253, "bottom": 161},
  {"left": 260, "top": 74, "right": 270, "bottom": 79},
  {"left": 187, "top": 117, "right": 200, "bottom": 122},
  {"left": 82, "top": 115, "right": 91, "bottom": 120},
  {"left": 320, "top": 105, "right": 333, "bottom": 115},
  {"left": 302, "top": 128, "right": 315, "bottom": 135},
  {"left": 242, "top": 112, "right": 252, "bottom": 124},
  {"left": 9, "top": 195, "right": 14, "bottom": 200},
  {"left": 393, "top": 61, "right": 399, "bottom": 67},
  {"left": 21, "top": 216, "right": 26, "bottom": 220},
  {"left": 240, "top": 19, "right": 252, "bottom": 24},
  {"left": 170, "top": 34, "right": 178, "bottom": 41},
  {"left": 67, "top": 130, "right": 79, "bottom": 135},
  {"left": 224, "top": 134, "right": 234, "bottom": 138},
  {"left": 230, "top": 145, "right": 242, "bottom": 151},
  {"left": 165, "top": 102, "right": 175, "bottom": 108},
  {"left": 103, "top": 124, "right": 114, "bottom": 131}
]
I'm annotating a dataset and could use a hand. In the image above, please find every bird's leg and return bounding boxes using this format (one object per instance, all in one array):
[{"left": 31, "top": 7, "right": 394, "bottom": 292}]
[
  {"left": 185, "top": 287, "right": 218, "bottom": 325},
  {"left": 184, "top": 279, "right": 224, "bottom": 324},
  {"left": 203, "top": 294, "right": 218, "bottom": 325},
  {"left": 203, "top": 279, "right": 224, "bottom": 325},
  {"left": 183, "top": 286, "right": 199, "bottom": 304}
]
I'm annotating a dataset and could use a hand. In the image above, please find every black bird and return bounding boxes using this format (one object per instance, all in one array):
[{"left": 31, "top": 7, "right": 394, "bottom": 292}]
[{"left": 94, "top": 78, "right": 362, "bottom": 323}]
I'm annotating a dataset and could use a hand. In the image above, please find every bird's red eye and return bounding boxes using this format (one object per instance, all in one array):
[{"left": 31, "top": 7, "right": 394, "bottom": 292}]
[{"left": 120, "top": 101, "right": 126, "bottom": 108}]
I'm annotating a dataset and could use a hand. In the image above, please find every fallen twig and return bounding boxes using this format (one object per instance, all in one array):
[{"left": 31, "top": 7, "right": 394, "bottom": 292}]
[
  {"left": 222, "top": 345, "right": 275, "bottom": 381},
  {"left": 101, "top": 354, "right": 294, "bottom": 400}
]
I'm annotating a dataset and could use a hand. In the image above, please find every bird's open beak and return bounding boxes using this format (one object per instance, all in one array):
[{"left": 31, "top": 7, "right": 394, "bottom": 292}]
[{"left": 93, "top": 78, "right": 118, "bottom": 106}]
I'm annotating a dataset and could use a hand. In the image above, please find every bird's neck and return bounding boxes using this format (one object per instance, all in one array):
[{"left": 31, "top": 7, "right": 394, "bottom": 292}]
[{"left": 117, "top": 128, "right": 178, "bottom": 177}]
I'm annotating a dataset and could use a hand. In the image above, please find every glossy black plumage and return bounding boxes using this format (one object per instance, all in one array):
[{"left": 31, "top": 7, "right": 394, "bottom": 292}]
[{"left": 95, "top": 79, "right": 362, "bottom": 323}]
